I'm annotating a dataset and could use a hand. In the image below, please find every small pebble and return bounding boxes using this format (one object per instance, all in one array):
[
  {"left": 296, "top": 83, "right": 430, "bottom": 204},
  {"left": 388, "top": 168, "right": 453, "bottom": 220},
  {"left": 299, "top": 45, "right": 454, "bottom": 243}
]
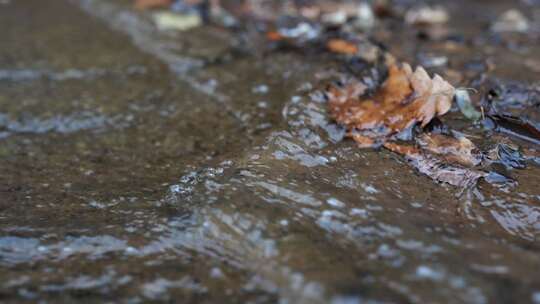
[{"left": 492, "top": 10, "right": 529, "bottom": 33}]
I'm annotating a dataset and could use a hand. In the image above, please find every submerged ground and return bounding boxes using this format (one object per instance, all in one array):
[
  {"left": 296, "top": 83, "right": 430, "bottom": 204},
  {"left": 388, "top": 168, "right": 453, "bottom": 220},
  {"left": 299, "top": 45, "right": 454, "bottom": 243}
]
[{"left": 1, "top": 0, "right": 540, "bottom": 303}]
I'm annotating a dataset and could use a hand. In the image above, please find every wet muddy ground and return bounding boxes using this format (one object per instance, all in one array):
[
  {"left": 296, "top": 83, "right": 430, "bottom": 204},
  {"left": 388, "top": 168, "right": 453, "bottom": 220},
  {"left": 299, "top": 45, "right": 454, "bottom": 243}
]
[{"left": 1, "top": 0, "right": 540, "bottom": 303}]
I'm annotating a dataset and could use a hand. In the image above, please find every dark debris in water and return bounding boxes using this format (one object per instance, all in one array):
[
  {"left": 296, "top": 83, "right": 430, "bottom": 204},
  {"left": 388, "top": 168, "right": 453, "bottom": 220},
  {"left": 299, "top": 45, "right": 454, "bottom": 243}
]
[
  {"left": 488, "top": 142, "right": 527, "bottom": 170},
  {"left": 487, "top": 115, "right": 540, "bottom": 145}
]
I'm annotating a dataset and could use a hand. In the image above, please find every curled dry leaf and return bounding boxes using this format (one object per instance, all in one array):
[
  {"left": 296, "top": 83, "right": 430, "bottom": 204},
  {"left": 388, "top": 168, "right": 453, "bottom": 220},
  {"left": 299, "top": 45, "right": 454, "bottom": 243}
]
[{"left": 328, "top": 61, "right": 455, "bottom": 147}]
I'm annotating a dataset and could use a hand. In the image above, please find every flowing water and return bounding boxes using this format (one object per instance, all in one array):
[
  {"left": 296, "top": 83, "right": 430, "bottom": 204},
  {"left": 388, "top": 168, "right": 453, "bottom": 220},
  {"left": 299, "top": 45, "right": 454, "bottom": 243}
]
[{"left": 1, "top": 0, "right": 540, "bottom": 303}]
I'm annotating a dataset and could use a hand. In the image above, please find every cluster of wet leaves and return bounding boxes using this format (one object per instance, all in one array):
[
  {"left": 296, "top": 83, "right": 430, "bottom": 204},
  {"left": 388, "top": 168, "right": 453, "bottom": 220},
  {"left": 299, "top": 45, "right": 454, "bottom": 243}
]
[
  {"left": 132, "top": 0, "right": 540, "bottom": 191},
  {"left": 2, "top": 0, "right": 540, "bottom": 303},
  {"left": 131, "top": 0, "right": 540, "bottom": 192}
]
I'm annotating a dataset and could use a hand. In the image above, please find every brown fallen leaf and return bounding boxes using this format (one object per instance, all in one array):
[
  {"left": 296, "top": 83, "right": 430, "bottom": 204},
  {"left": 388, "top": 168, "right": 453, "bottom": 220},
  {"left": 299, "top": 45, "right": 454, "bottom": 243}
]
[
  {"left": 410, "top": 153, "right": 485, "bottom": 188},
  {"left": 325, "top": 54, "right": 490, "bottom": 188},
  {"left": 266, "top": 30, "right": 284, "bottom": 41},
  {"left": 328, "top": 61, "right": 455, "bottom": 147},
  {"left": 327, "top": 38, "right": 382, "bottom": 66},
  {"left": 416, "top": 132, "right": 482, "bottom": 167},
  {"left": 134, "top": 0, "right": 172, "bottom": 10},
  {"left": 326, "top": 39, "right": 359, "bottom": 55},
  {"left": 384, "top": 141, "right": 486, "bottom": 188}
]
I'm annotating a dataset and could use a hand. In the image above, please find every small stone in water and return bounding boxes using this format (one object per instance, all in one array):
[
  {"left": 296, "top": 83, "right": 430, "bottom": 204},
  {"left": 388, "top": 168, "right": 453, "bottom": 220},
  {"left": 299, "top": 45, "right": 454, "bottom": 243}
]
[
  {"left": 210, "top": 267, "right": 224, "bottom": 279},
  {"left": 252, "top": 84, "right": 269, "bottom": 94},
  {"left": 353, "top": 2, "right": 375, "bottom": 31},
  {"left": 326, "top": 198, "right": 345, "bottom": 208},
  {"left": 405, "top": 6, "right": 449, "bottom": 25},
  {"left": 532, "top": 292, "right": 540, "bottom": 304},
  {"left": 492, "top": 10, "right": 529, "bottom": 33},
  {"left": 153, "top": 11, "right": 202, "bottom": 31},
  {"left": 418, "top": 53, "right": 448, "bottom": 68},
  {"left": 321, "top": 11, "right": 348, "bottom": 26}
]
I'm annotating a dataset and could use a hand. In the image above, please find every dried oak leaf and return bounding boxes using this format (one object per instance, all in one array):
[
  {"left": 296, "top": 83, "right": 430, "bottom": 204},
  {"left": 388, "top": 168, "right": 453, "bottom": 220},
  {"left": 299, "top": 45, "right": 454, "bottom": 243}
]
[{"left": 328, "top": 61, "right": 455, "bottom": 147}]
